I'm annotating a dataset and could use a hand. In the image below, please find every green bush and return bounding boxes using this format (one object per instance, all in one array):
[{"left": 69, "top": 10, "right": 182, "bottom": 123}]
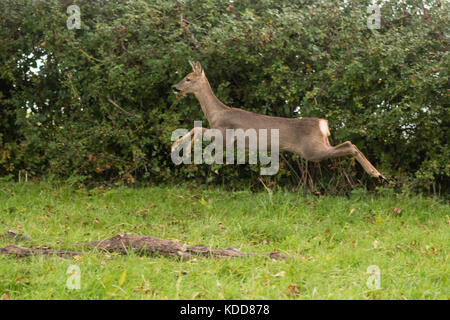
[{"left": 0, "top": 0, "right": 448, "bottom": 194}]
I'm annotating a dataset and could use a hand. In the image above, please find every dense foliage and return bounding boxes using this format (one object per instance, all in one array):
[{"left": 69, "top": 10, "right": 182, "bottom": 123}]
[{"left": 0, "top": 0, "right": 448, "bottom": 194}]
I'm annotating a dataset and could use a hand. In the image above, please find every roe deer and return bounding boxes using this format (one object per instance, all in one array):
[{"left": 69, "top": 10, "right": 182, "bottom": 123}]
[{"left": 171, "top": 61, "right": 388, "bottom": 183}]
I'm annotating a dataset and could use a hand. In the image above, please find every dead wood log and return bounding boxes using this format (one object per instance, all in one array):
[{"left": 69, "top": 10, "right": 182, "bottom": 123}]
[
  {"left": 87, "top": 234, "right": 289, "bottom": 260},
  {"left": 0, "top": 234, "right": 289, "bottom": 260},
  {"left": 0, "top": 245, "right": 81, "bottom": 258}
]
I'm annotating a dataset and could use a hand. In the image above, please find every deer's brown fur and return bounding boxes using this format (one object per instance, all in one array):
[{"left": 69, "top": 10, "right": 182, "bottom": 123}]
[{"left": 172, "top": 61, "right": 388, "bottom": 182}]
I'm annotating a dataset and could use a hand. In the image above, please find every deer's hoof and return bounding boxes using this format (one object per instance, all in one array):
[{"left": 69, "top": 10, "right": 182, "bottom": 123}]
[{"left": 379, "top": 174, "right": 390, "bottom": 184}]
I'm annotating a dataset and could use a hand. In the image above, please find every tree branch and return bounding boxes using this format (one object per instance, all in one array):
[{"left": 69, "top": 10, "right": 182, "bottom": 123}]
[
  {"left": 107, "top": 97, "right": 141, "bottom": 118},
  {"left": 1, "top": 234, "right": 289, "bottom": 260}
]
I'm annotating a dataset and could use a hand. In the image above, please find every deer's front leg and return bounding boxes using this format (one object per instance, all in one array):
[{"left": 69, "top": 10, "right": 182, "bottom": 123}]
[
  {"left": 172, "top": 127, "right": 209, "bottom": 159},
  {"left": 184, "top": 127, "right": 209, "bottom": 158},
  {"left": 171, "top": 128, "right": 196, "bottom": 152}
]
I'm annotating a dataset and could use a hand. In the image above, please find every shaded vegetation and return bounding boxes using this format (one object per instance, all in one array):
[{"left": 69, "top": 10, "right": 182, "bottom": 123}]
[{"left": 0, "top": 0, "right": 448, "bottom": 195}]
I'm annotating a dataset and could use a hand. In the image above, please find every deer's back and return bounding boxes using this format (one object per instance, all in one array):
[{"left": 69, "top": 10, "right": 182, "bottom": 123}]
[{"left": 212, "top": 108, "right": 330, "bottom": 153}]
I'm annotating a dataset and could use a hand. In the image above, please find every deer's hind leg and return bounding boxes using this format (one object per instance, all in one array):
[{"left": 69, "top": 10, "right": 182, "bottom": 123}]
[{"left": 306, "top": 141, "right": 388, "bottom": 182}]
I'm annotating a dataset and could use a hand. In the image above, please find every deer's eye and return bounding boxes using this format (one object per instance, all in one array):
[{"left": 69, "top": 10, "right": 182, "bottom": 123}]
[{"left": 186, "top": 78, "right": 191, "bottom": 82}]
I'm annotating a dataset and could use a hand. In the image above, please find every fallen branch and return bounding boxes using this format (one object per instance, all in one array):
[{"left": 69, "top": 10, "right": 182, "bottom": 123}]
[
  {"left": 87, "top": 234, "right": 289, "bottom": 260},
  {"left": 0, "top": 234, "right": 289, "bottom": 260},
  {"left": 0, "top": 245, "right": 81, "bottom": 258}
]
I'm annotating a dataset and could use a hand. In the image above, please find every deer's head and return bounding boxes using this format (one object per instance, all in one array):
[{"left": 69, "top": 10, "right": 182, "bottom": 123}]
[{"left": 172, "top": 61, "right": 205, "bottom": 96}]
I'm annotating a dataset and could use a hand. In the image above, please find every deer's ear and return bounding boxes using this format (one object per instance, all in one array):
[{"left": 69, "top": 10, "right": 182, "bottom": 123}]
[
  {"left": 195, "top": 62, "right": 204, "bottom": 76},
  {"left": 189, "top": 61, "right": 204, "bottom": 75},
  {"left": 189, "top": 60, "right": 196, "bottom": 71}
]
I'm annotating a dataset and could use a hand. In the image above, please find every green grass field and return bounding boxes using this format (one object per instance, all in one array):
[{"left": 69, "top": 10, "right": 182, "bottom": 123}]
[{"left": 0, "top": 182, "right": 448, "bottom": 300}]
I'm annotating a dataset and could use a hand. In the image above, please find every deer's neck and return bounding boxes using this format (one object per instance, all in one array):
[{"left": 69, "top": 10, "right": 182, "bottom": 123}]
[{"left": 194, "top": 79, "right": 229, "bottom": 125}]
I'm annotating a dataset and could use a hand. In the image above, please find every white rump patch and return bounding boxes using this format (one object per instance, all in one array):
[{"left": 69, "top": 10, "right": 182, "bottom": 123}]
[{"left": 319, "top": 119, "right": 330, "bottom": 136}]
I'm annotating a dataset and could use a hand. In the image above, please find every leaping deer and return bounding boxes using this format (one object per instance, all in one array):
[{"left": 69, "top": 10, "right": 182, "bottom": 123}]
[{"left": 171, "top": 61, "right": 388, "bottom": 183}]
